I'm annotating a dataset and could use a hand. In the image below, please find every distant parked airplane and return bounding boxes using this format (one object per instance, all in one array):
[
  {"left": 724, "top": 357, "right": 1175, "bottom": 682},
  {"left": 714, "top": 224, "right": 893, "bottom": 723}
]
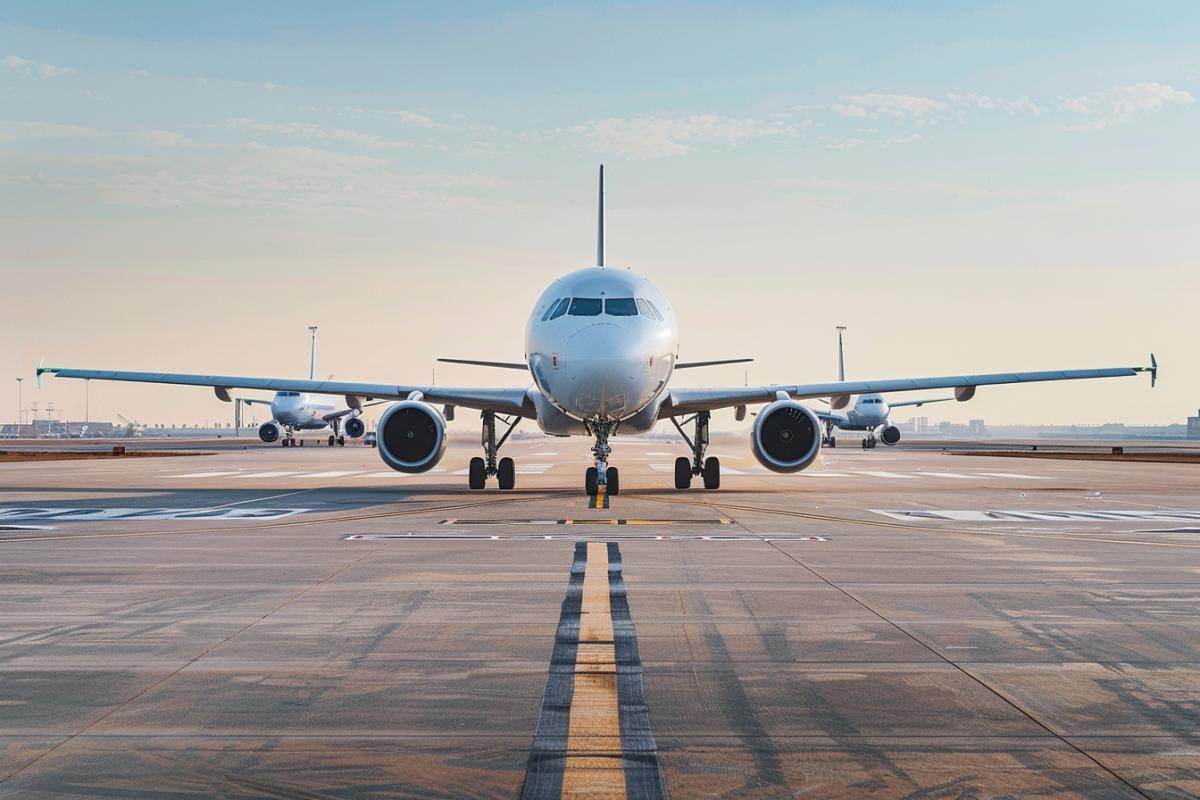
[
  {"left": 816, "top": 327, "right": 953, "bottom": 449},
  {"left": 38, "top": 167, "right": 1157, "bottom": 493},
  {"left": 238, "top": 326, "right": 372, "bottom": 447}
]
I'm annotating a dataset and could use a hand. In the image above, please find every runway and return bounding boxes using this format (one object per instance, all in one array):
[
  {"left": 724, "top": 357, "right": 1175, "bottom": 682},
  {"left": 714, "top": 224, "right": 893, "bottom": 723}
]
[{"left": 1, "top": 437, "right": 1197, "bottom": 798}]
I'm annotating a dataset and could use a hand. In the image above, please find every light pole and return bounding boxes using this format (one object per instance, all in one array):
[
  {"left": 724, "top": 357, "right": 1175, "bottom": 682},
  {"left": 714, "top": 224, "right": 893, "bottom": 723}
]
[
  {"left": 85, "top": 379, "right": 89, "bottom": 425},
  {"left": 15, "top": 377, "right": 21, "bottom": 435}
]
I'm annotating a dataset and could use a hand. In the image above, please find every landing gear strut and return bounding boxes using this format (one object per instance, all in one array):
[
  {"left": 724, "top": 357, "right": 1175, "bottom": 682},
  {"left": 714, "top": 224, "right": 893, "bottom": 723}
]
[
  {"left": 822, "top": 421, "right": 837, "bottom": 448},
  {"left": 861, "top": 430, "right": 877, "bottom": 449},
  {"left": 670, "top": 411, "right": 720, "bottom": 490},
  {"left": 584, "top": 416, "right": 619, "bottom": 496},
  {"left": 468, "top": 411, "right": 519, "bottom": 490},
  {"left": 327, "top": 418, "right": 347, "bottom": 447},
  {"left": 281, "top": 426, "right": 300, "bottom": 447}
]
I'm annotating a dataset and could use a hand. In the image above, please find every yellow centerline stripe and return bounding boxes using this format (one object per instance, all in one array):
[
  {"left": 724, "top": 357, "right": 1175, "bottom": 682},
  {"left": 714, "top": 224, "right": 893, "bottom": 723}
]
[{"left": 562, "top": 541, "right": 626, "bottom": 798}]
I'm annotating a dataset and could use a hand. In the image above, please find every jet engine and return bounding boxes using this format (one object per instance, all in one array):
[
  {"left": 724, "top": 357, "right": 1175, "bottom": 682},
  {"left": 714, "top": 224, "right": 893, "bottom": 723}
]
[
  {"left": 879, "top": 425, "right": 901, "bottom": 446},
  {"left": 343, "top": 416, "right": 365, "bottom": 439},
  {"left": 376, "top": 400, "right": 446, "bottom": 473},
  {"left": 258, "top": 421, "right": 281, "bottom": 443},
  {"left": 751, "top": 399, "right": 822, "bottom": 472}
]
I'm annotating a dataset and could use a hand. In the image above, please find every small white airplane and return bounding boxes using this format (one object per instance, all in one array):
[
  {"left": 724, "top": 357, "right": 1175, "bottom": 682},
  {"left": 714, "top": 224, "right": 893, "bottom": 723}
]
[
  {"left": 816, "top": 326, "right": 953, "bottom": 449},
  {"left": 38, "top": 167, "right": 1157, "bottom": 494},
  {"left": 239, "top": 326, "right": 370, "bottom": 447}
]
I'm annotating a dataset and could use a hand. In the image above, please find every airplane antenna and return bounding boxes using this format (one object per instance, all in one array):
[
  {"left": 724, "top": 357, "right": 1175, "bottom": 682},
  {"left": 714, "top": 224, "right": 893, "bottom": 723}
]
[
  {"left": 596, "top": 164, "right": 605, "bottom": 267},
  {"left": 836, "top": 325, "right": 847, "bottom": 381},
  {"left": 308, "top": 325, "right": 318, "bottom": 381}
]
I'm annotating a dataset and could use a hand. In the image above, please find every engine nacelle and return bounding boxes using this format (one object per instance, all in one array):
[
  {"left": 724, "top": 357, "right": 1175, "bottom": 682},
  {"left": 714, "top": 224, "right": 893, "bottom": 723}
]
[
  {"left": 879, "top": 425, "right": 901, "bottom": 446},
  {"left": 751, "top": 399, "right": 822, "bottom": 472},
  {"left": 343, "top": 416, "right": 365, "bottom": 439},
  {"left": 376, "top": 401, "right": 446, "bottom": 473},
  {"left": 258, "top": 421, "right": 281, "bottom": 443}
]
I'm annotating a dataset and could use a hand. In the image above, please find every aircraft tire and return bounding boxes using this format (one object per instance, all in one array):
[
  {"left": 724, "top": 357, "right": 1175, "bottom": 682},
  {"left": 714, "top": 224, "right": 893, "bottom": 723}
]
[
  {"left": 605, "top": 467, "right": 619, "bottom": 495},
  {"left": 468, "top": 457, "right": 486, "bottom": 489},
  {"left": 498, "top": 457, "right": 515, "bottom": 490},
  {"left": 674, "top": 457, "right": 691, "bottom": 489},
  {"left": 585, "top": 467, "right": 599, "bottom": 496},
  {"left": 703, "top": 457, "right": 720, "bottom": 490}
]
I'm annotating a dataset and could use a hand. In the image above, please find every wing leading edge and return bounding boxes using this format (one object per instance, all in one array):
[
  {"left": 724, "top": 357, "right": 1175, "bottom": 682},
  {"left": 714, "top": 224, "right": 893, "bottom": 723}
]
[
  {"left": 37, "top": 367, "right": 536, "bottom": 419},
  {"left": 661, "top": 359, "right": 1157, "bottom": 418}
]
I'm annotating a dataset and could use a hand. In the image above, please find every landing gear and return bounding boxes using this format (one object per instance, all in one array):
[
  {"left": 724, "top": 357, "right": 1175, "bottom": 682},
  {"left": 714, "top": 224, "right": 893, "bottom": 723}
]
[
  {"left": 328, "top": 435, "right": 336, "bottom": 447},
  {"left": 822, "top": 421, "right": 837, "bottom": 448},
  {"left": 584, "top": 417, "right": 618, "bottom": 496},
  {"left": 669, "top": 411, "right": 719, "bottom": 490},
  {"left": 861, "top": 435, "right": 877, "bottom": 449},
  {"left": 338, "top": 435, "right": 345, "bottom": 447},
  {"left": 468, "top": 411, "right": 520, "bottom": 490},
  {"left": 282, "top": 427, "right": 299, "bottom": 447}
]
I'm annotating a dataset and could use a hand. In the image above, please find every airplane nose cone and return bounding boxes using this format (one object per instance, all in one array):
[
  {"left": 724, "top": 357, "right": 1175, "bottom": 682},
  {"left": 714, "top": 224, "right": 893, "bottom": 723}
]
[{"left": 560, "top": 323, "right": 650, "bottom": 419}]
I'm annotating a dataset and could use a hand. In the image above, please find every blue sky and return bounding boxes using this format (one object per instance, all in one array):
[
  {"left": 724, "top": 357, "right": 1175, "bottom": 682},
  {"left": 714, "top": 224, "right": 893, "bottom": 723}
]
[{"left": 2, "top": 2, "right": 1196, "bottom": 426}]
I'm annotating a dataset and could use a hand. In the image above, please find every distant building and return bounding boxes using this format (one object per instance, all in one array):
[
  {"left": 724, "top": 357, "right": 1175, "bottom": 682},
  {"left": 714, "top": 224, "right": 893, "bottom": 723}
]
[
  {"left": 913, "top": 416, "right": 929, "bottom": 433},
  {"left": 1189, "top": 409, "right": 1200, "bottom": 440},
  {"left": 967, "top": 419, "right": 988, "bottom": 438}
]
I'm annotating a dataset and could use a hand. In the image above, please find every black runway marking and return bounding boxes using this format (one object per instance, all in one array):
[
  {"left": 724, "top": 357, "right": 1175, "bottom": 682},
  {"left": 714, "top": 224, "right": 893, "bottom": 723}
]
[{"left": 520, "top": 541, "right": 586, "bottom": 799}]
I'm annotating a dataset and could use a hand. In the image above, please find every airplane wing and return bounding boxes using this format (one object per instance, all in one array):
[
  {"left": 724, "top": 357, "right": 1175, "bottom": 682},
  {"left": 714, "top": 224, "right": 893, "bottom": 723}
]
[
  {"left": 887, "top": 397, "right": 954, "bottom": 409},
  {"left": 659, "top": 358, "right": 1156, "bottom": 418},
  {"left": 321, "top": 400, "right": 389, "bottom": 423},
  {"left": 814, "top": 410, "right": 847, "bottom": 424},
  {"left": 235, "top": 397, "right": 273, "bottom": 407},
  {"left": 37, "top": 366, "right": 537, "bottom": 419},
  {"left": 437, "top": 358, "right": 527, "bottom": 371}
]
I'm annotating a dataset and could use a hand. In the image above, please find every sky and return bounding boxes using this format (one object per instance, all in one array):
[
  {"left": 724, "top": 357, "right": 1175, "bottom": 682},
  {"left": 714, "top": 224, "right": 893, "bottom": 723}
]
[{"left": 2, "top": 1, "right": 1197, "bottom": 430}]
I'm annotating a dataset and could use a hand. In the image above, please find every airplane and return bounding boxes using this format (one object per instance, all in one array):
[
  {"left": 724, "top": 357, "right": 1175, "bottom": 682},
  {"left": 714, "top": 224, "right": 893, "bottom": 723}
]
[
  {"left": 37, "top": 166, "right": 1157, "bottom": 495},
  {"left": 239, "top": 326, "right": 373, "bottom": 447},
  {"left": 817, "top": 326, "right": 954, "bottom": 449}
]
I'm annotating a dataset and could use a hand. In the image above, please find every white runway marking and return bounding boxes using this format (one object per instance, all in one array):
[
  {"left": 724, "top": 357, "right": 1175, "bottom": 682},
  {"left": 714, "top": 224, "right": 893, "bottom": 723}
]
[
  {"left": 918, "top": 472, "right": 983, "bottom": 480},
  {"left": 977, "top": 472, "right": 1049, "bottom": 480},
  {"left": 298, "top": 471, "right": 363, "bottom": 478},
  {"left": 0, "top": 507, "right": 306, "bottom": 522},
  {"left": 236, "top": 472, "right": 297, "bottom": 478},
  {"left": 646, "top": 452, "right": 675, "bottom": 457},
  {"left": 863, "top": 471, "right": 918, "bottom": 480},
  {"left": 802, "top": 472, "right": 851, "bottom": 478},
  {"left": 169, "top": 471, "right": 243, "bottom": 478},
  {"left": 874, "top": 509, "right": 1200, "bottom": 523}
]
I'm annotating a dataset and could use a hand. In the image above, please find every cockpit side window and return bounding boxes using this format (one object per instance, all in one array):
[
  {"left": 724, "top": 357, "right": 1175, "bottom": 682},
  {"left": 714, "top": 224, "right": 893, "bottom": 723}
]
[
  {"left": 568, "top": 297, "right": 602, "bottom": 316},
  {"left": 541, "top": 299, "right": 560, "bottom": 321},
  {"left": 605, "top": 298, "right": 638, "bottom": 316},
  {"left": 547, "top": 297, "right": 570, "bottom": 320},
  {"left": 635, "top": 298, "right": 652, "bottom": 318},
  {"left": 644, "top": 299, "right": 664, "bottom": 321}
]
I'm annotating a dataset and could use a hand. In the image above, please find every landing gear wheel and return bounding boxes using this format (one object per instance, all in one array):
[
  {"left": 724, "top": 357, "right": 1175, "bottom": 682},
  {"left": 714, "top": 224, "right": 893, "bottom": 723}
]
[
  {"left": 585, "top": 466, "right": 599, "bottom": 496},
  {"left": 338, "top": 436, "right": 345, "bottom": 446},
  {"left": 861, "top": 439, "right": 868, "bottom": 450},
  {"left": 703, "top": 456, "right": 721, "bottom": 490},
  {"left": 298, "top": 439, "right": 304, "bottom": 447},
  {"left": 281, "top": 439, "right": 288, "bottom": 447},
  {"left": 328, "top": 435, "right": 335, "bottom": 447},
  {"left": 605, "top": 467, "right": 619, "bottom": 496},
  {"left": 468, "top": 457, "right": 486, "bottom": 490},
  {"left": 674, "top": 457, "right": 692, "bottom": 490},
  {"left": 829, "top": 437, "right": 836, "bottom": 448},
  {"left": 497, "top": 457, "right": 515, "bottom": 490}
]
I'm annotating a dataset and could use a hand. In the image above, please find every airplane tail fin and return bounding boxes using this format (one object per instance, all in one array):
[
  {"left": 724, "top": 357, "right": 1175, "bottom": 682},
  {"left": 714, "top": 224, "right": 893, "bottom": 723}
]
[
  {"left": 308, "top": 326, "right": 318, "bottom": 381},
  {"left": 836, "top": 326, "right": 846, "bottom": 382},
  {"left": 596, "top": 164, "right": 605, "bottom": 267}
]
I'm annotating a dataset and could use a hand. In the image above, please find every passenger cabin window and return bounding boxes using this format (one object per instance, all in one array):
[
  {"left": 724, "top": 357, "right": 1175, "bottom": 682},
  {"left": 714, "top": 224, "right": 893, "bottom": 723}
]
[
  {"left": 605, "top": 298, "right": 638, "bottom": 316},
  {"left": 568, "top": 297, "right": 603, "bottom": 316}
]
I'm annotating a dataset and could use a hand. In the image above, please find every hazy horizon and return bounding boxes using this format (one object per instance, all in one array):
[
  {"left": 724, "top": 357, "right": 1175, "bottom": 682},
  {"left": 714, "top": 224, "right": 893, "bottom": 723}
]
[{"left": 3, "top": 2, "right": 1196, "bottom": 430}]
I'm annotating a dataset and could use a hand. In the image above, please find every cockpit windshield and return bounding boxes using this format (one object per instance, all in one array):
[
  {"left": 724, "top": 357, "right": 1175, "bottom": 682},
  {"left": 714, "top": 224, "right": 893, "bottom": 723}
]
[
  {"left": 605, "top": 298, "right": 638, "bottom": 316},
  {"left": 568, "top": 297, "right": 603, "bottom": 316}
]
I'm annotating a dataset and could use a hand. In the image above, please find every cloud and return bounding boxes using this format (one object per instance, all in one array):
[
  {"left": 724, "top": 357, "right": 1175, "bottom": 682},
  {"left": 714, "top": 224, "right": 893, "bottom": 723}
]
[
  {"left": 1061, "top": 82, "right": 1194, "bottom": 130},
  {"left": 225, "top": 118, "right": 409, "bottom": 149},
  {"left": 831, "top": 94, "right": 946, "bottom": 119},
  {"left": 575, "top": 114, "right": 798, "bottom": 159},
  {"left": 0, "top": 121, "right": 98, "bottom": 143},
  {"left": 140, "top": 129, "right": 189, "bottom": 147},
  {"left": 947, "top": 92, "right": 1042, "bottom": 115},
  {"left": 3, "top": 54, "right": 74, "bottom": 79}
]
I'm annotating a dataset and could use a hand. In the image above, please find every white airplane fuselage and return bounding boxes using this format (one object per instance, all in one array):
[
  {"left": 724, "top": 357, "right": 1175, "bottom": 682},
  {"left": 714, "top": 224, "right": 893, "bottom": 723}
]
[
  {"left": 836, "top": 393, "right": 892, "bottom": 431},
  {"left": 524, "top": 267, "right": 679, "bottom": 435},
  {"left": 270, "top": 391, "right": 340, "bottom": 430}
]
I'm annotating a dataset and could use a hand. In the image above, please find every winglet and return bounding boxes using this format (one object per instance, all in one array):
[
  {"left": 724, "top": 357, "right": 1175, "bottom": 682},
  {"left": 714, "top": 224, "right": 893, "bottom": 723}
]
[
  {"left": 596, "top": 164, "right": 605, "bottom": 267},
  {"left": 1150, "top": 353, "right": 1157, "bottom": 388},
  {"left": 35, "top": 358, "right": 46, "bottom": 389}
]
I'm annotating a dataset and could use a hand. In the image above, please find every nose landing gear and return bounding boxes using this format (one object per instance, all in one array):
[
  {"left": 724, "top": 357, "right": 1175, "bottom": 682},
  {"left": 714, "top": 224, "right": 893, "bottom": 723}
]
[
  {"left": 468, "top": 410, "right": 520, "bottom": 490},
  {"left": 670, "top": 411, "right": 720, "bottom": 489},
  {"left": 584, "top": 417, "right": 619, "bottom": 496},
  {"left": 822, "top": 421, "right": 837, "bottom": 448}
]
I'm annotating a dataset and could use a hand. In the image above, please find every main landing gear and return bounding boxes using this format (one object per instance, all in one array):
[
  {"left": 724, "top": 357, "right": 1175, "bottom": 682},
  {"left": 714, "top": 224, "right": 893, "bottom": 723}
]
[
  {"left": 326, "top": 418, "right": 347, "bottom": 447},
  {"left": 669, "top": 411, "right": 720, "bottom": 490},
  {"left": 861, "top": 431, "right": 878, "bottom": 449},
  {"left": 584, "top": 416, "right": 619, "bottom": 496},
  {"left": 281, "top": 427, "right": 303, "bottom": 447},
  {"left": 468, "top": 411, "right": 519, "bottom": 490},
  {"left": 822, "top": 421, "right": 837, "bottom": 448}
]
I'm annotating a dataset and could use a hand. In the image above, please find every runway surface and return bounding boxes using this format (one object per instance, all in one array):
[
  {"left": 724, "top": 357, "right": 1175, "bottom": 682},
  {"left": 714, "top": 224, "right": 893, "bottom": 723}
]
[{"left": 1, "top": 436, "right": 1197, "bottom": 798}]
